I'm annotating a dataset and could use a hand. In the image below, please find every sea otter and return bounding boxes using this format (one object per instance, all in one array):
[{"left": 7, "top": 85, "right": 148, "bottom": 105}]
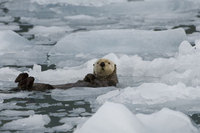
[{"left": 12, "top": 58, "right": 118, "bottom": 91}]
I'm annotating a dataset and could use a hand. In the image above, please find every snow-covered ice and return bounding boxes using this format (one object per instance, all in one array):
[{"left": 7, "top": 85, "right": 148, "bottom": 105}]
[{"left": 75, "top": 102, "right": 199, "bottom": 133}]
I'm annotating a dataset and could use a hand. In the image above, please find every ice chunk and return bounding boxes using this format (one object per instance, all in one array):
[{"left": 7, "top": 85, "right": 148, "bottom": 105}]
[
  {"left": 0, "top": 30, "right": 30, "bottom": 53},
  {"left": 74, "top": 102, "right": 145, "bottom": 133},
  {"left": 49, "top": 28, "right": 186, "bottom": 62},
  {"left": 28, "top": 26, "right": 73, "bottom": 44},
  {"left": 75, "top": 102, "right": 199, "bottom": 133},
  {"left": 136, "top": 108, "right": 199, "bottom": 133},
  {"left": 0, "top": 92, "right": 30, "bottom": 100},
  {"left": 97, "top": 83, "right": 200, "bottom": 105},
  {"left": 0, "top": 67, "right": 20, "bottom": 82},
  {"left": 52, "top": 117, "right": 87, "bottom": 132},
  {"left": 0, "top": 110, "right": 35, "bottom": 117},
  {"left": 2, "top": 115, "right": 50, "bottom": 131},
  {"left": 0, "top": 30, "right": 48, "bottom": 66},
  {"left": 52, "top": 123, "right": 73, "bottom": 132}
]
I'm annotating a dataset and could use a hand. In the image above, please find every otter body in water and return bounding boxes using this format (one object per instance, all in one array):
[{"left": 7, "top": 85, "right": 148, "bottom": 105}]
[{"left": 12, "top": 58, "right": 118, "bottom": 91}]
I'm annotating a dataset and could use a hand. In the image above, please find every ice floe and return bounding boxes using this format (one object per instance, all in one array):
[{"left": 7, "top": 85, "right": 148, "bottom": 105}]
[
  {"left": 28, "top": 25, "right": 73, "bottom": 44},
  {"left": 49, "top": 28, "right": 186, "bottom": 65},
  {"left": 75, "top": 102, "right": 199, "bottom": 133},
  {"left": 97, "top": 83, "right": 200, "bottom": 105},
  {"left": 0, "top": 30, "right": 48, "bottom": 66},
  {"left": 0, "top": 110, "right": 35, "bottom": 117},
  {"left": 2, "top": 114, "right": 50, "bottom": 131},
  {"left": 0, "top": 92, "right": 30, "bottom": 100}
]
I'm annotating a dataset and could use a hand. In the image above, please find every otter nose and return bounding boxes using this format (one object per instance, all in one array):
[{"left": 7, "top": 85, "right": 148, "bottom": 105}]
[{"left": 100, "top": 62, "right": 105, "bottom": 67}]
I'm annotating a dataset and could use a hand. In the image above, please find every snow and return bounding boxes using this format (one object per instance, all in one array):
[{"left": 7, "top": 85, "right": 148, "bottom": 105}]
[
  {"left": 2, "top": 115, "right": 50, "bottom": 131},
  {"left": 75, "top": 102, "right": 199, "bottom": 133}
]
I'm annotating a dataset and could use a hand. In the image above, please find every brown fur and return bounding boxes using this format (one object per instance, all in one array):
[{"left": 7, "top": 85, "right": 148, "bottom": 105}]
[{"left": 12, "top": 59, "right": 118, "bottom": 91}]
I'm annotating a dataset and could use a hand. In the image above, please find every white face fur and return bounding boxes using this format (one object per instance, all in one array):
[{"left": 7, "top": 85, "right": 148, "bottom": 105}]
[{"left": 93, "top": 58, "right": 115, "bottom": 77}]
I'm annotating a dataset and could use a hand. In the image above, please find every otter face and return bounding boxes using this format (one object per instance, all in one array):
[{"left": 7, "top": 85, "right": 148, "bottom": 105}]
[{"left": 93, "top": 58, "right": 115, "bottom": 77}]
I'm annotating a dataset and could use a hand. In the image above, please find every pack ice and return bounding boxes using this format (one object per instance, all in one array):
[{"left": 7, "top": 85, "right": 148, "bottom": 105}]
[{"left": 75, "top": 102, "right": 199, "bottom": 133}]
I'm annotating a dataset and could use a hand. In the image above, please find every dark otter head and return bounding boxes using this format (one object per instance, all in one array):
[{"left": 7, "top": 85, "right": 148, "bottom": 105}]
[{"left": 93, "top": 58, "right": 116, "bottom": 78}]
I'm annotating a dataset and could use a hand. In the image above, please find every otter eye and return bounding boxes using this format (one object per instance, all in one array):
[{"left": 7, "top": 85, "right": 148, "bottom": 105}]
[{"left": 108, "top": 62, "right": 110, "bottom": 64}]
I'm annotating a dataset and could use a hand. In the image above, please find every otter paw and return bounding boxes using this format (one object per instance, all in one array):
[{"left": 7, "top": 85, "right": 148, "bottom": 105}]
[
  {"left": 26, "top": 77, "right": 35, "bottom": 89},
  {"left": 15, "top": 73, "right": 29, "bottom": 83},
  {"left": 84, "top": 74, "right": 96, "bottom": 82}
]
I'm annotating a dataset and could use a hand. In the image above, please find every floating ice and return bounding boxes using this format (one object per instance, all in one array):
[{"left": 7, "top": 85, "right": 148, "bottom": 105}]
[
  {"left": 0, "top": 92, "right": 30, "bottom": 100},
  {"left": 52, "top": 123, "right": 73, "bottom": 132},
  {"left": 0, "top": 30, "right": 30, "bottom": 53},
  {"left": 97, "top": 82, "right": 200, "bottom": 105},
  {"left": 0, "top": 110, "right": 35, "bottom": 117},
  {"left": 75, "top": 102, "right": 199, "bottom": 133},
  {"left": 57, "top": 117, "right": 87, "bottom": 132},
  {"left": 29, "top": 26, "right": 73, "bottom": 44},
  {"left": 0, "top": 30, "right": 48, "bottom": 66},
  {"left": 0, "top": 23, "right": 19, "bottom": 31},
  {"left": 30, "top": 0, "right": 127, "bottom": 6},
  {"left": 2, "top": 114, "right": 50, "bottom": 131},
  {"left": 49, "top": 28, "right": 186, "bottom": 64}
]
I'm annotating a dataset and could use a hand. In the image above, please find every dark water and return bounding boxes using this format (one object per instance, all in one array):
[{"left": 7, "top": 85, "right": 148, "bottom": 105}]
[{"left": 0, "top": 0, "right": 200, "bottom": 132}]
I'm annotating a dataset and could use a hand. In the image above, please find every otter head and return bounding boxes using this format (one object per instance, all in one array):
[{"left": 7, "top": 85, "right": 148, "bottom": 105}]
[{"left": 93, "top": 58, "right": 116, "bottom": 78}]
